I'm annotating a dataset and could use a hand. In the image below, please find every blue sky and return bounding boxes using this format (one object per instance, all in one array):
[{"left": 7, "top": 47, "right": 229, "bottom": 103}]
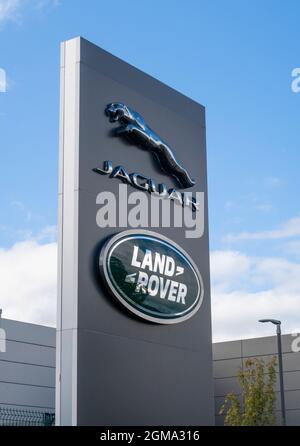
[{"left": 0, "top": 0, "right": 299, "bottom": 340}]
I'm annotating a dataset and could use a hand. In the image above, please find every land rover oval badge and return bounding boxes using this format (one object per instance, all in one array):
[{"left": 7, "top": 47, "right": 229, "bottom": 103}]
[{"left": 99, "top": 230, "right": 204, "bottom": 324}]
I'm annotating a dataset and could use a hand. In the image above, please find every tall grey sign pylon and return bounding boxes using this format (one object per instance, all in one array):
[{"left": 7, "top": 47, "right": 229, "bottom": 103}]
[{"left": 56, "top": 37, "right": 214, "bottom": 426}]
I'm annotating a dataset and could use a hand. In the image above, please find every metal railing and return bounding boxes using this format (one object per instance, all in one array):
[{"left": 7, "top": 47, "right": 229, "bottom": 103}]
[{"left": 0, "top": 407, "right": 55, "bottom": 426}]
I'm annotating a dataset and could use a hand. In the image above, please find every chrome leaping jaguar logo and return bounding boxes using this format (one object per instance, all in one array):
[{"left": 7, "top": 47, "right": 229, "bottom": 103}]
[{"left": 105, "top": 103, "right": 196, "bottom": 189}]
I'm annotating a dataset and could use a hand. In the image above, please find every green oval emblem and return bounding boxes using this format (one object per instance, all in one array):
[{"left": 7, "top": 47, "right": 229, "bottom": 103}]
[{"left": 100, "top": 230, "right": 204, "bottom": 324}]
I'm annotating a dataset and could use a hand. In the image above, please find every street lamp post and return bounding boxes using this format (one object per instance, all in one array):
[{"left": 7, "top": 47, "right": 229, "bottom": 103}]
[{"left": 259, "top": 319, "right": 286, "bottom": 426}]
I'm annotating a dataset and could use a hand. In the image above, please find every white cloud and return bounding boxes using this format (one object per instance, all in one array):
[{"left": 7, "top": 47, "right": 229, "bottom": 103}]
[
  {"left": 36, "top": 224, "right": 57, "bottom": 242},
  {"left": 34, "top": 0, "right": 60, "bottom": 10},
  {"left": 0, "top": 0, "right": 59, "bottom": 24},
  {"left": 0, "top": 67, "right": 6, "bottom": 92},
  {"left": 283, "top": 239, "right": 300, "bottom": 259},
  {"left": 224, "top": 214, "right": 300, "bottom": 242},
  {"left": 210, "top": 250, "right": 300, "bottom": 342},
  {"left": 264, "top": 176, "right": 282, "bottom": 188},
  {"left": 0, "top": 0, "right": 20, "bottom": 23},
  {"left": 210, "top": 250, "right": 251, "bottom": 287},
  {"left": 0, "top": 239, "right": 57, "bottom": 326},
  {"left": 0, "top": 220, "right": 299, "bottom": 343},
  {"left": 254, "top": 203, "right": 273, "bottom": 213},
  {"left": 212, "top": 287, "right": 299, "bottom": 342}
]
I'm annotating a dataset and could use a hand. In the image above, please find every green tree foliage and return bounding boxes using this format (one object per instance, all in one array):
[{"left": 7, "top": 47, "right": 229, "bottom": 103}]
[{"left": 219, "top": 356, "right": 277, "bottom": 426}]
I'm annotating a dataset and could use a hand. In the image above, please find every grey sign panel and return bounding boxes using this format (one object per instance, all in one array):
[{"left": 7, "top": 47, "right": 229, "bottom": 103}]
[{"left": 56, "top": 37, "right": 214, "bottom": 425}]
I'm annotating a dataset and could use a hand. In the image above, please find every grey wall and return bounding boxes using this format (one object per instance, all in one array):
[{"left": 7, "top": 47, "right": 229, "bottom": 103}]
[
  {"left": 0, "top": 318, "right": 55, "bottom": 412},
  {"left": 213, "top": 334, "right": 300, "bottom": 426},
  {"left": 1, "top": 318, "right": 299, "bottom": 426}
]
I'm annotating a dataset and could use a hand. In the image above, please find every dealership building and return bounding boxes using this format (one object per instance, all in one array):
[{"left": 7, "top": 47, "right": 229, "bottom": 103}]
[{"left": 0, "top": 317, "right": 299, "bottom": 426}]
